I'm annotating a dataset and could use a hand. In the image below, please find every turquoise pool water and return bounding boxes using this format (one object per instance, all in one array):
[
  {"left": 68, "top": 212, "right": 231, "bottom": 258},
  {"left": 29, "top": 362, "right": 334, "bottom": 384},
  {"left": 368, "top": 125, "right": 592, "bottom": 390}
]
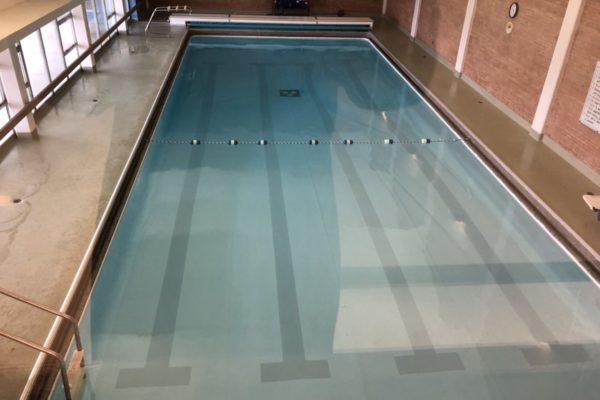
[{"left": 61, "top": 36, "right": 600, "bottom": 399}]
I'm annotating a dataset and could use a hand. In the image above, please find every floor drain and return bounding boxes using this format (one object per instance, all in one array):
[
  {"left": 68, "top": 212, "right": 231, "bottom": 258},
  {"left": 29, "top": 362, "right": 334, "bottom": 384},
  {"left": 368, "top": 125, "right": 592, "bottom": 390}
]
[{"left": 280, "top": 89, "right": 300, "bottom": 97}]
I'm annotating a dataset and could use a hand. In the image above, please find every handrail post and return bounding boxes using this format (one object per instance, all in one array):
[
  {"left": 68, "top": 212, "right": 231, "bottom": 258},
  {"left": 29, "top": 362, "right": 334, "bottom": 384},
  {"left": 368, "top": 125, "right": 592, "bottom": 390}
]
[
  {"left": 0, "top": 329, "right": 72, "bottom": 400},
  {"left": 0, "top": 287, "right": 84, "bottom": 356}
]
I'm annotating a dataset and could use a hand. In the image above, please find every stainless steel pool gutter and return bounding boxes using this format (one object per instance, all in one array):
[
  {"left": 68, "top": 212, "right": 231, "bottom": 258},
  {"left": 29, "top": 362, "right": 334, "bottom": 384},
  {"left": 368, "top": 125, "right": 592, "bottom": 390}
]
[{"left": 21, "top": 27, "right": 192, "bottom": 400}]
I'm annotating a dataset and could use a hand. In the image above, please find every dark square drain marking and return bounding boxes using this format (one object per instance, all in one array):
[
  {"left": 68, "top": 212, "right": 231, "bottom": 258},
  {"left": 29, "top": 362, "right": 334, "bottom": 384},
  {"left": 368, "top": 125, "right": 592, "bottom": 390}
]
[{"left": 280, "top": 89, "right": 300, "bottom": 97}]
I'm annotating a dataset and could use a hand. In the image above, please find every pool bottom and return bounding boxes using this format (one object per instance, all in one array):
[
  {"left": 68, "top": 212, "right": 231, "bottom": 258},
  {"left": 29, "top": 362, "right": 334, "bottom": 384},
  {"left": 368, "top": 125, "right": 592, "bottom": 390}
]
[{"left": 51, "top": 35, "right": 600, "bottom": 400}]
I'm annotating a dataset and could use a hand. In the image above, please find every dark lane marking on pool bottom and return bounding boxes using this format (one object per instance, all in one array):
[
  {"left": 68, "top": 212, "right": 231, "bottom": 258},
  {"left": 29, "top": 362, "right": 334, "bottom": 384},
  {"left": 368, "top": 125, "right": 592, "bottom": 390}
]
[
  {"left": 323, "top": 55, "right": 592, "bottom": 367},
  {"left": 308, "top": 62, "right": 590, "bottom": 369},
  {"left": 303, "top": 63, "right": 465, "bottom": 375},
  {"left": 257, "top": 64, "right": 331, "bottom": 382},
  {"left": 115, "top": 65, "right": 217, "bottom": 388}
]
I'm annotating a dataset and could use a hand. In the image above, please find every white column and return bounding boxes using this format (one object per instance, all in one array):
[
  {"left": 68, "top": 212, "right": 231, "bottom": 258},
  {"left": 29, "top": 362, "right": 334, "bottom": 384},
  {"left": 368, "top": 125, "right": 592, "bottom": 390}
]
[
  {"left": 71, "top": 4, "right": 96, "bottom": 71},
  {"left": 114, "top": 0, "right": 128, "bottom": 33},
  {"left": 455, "top": 0, "right": 477, "bottom": 74},
  {"left": 410, "top": 0, "right": 423, "bottom": 39},
  {"left": 531, "top": 0, "right": 586, "bottom": 134},
  {"left": 382, "top": 0, "right": 388, "bottom": 15},
  {"left": 0, "top": 46, "right": 36, "bottom": 135}
]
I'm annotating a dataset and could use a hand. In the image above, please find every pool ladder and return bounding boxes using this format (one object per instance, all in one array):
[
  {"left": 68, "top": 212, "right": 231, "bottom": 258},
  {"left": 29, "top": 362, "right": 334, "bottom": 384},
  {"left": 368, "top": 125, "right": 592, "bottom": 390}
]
[
  {"left": 145, "top": 5, "right": 192, "bottom": 35},
  {"left": 0, "top": 287, "right": 85, "bottom": 400}
]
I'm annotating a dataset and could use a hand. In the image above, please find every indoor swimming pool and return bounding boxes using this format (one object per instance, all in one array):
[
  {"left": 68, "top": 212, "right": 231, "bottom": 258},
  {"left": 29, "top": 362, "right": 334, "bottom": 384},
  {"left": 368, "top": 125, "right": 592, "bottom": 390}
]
[{"left": 57, "top": 36, "right": 600, "bottom": 399}]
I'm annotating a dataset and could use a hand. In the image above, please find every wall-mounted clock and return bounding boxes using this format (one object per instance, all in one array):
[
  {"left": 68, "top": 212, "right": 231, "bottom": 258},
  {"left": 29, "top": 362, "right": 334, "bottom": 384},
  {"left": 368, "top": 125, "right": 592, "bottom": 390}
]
[{"left": 509, "top": 2, "right": 519, "bottom": 19}]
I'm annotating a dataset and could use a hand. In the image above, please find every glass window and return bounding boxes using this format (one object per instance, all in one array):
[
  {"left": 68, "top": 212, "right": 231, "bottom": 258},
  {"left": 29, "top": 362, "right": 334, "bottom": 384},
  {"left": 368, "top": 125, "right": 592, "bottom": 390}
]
[
  {"left": 0, "top": 80, "right": 5, "bottom": 104},
  {"left": 58, "top": 16, "right": 76, "bottom": 52},
  {"left": 0, "top": 80, "right": 10, "bottom": 129},
  {"left": 0, "top": 106, "right": 9, "bottom": 128},
  {"left": 95, "top": 0, "right": 108, "bottom": 35},
  {"left": 85, "top": 0, "right": 100, "bottom": 42},
  {"left": 20, "top": 31, "right": 51, "bottom": 96},
  {"left": 40, "top": 21, "right": 66, "bottom": 80},
  {"left": 104, "top": 0, "right": 115, "bottom": 17},
  {"left": 107, "top": 13, "right": 117, "bottom": 28},
  {"left": 64, "top": 47, "right": 79, "bottom": 66}
]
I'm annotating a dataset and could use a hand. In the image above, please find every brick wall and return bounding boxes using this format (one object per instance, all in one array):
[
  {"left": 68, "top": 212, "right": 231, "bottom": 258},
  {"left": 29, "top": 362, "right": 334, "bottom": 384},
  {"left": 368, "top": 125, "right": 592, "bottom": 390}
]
[
  {"left": 416, "top": 0, "right": 468, "bottom": 65},
  {"left": 385, "top": 0, "right": 415, "bottom": 32},
  {"left": 462, "top": 0, "right": 567, "bottom": 124},
  {"left": 143, "top": 0, "right": 382, "bottom": 14},
  {"left": 544, "top": 1, "right": 600, "bottom": 175}
]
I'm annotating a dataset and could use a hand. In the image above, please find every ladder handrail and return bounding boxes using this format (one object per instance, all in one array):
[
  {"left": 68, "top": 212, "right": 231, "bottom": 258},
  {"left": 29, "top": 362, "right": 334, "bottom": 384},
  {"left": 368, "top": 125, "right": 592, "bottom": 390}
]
[
  {"left": 0, "top": 329, "right": 72, "bottom": 400},
  {"left": 0, "top": 287, "right": 84, "bottom": 354},
  {"left": 145, "top": 5, "right": 192, "bottom": 33}
]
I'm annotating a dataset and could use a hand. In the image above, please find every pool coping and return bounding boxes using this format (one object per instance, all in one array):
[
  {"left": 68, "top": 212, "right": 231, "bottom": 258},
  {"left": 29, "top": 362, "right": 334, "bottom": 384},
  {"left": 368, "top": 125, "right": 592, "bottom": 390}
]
[{"left": 367, "top": 20, "right": 600, "bottom": 275}]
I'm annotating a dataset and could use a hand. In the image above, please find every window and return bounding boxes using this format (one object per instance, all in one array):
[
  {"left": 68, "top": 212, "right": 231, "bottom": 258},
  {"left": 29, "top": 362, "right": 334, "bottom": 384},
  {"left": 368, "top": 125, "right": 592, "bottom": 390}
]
[
  {"left": 40, "top": 20, "right": 67, "bottom": 80},
  {"left": 95, "top": 0, "right": 109, "bottom": 35},
  {"left": 58, "top": 13, "right": 76, "bottom": 52},
  {"left": 85, "top": 0, "right": 100, "bottom": 42},
  {"left": 19, "top": 31, "right": 50, "bottom": 97},
  {"left": 0, "top": 80, "right": 9, "bottom": 128}
]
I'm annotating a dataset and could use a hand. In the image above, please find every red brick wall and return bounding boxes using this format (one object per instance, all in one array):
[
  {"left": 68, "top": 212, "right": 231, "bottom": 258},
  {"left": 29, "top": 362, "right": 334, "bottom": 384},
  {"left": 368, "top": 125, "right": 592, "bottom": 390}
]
[
  {"left": 385, "top": 0, "right": 415, "bottom": 32},
  {"left": 462, "top": 0, "right": 568, "bottom": 123},
  {"left": 416, "top": 0, "right": 468, "bottom": 65},
  {"left": 311, "top": 0, "right": 382, "bottom": 14},
  {"left": 544, "top": 1, "right": 600, "bottom": 175},
  {"left": 143, "top": 0, "right": 382, "bottom": 14}
]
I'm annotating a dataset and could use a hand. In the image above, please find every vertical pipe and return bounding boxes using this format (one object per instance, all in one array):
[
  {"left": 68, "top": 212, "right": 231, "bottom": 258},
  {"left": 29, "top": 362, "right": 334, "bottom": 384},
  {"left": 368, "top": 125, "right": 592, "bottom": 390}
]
[
  {"left": 455, "top": 0, "right": 477, "bottom": 74},
  {"left": 531, "top": 0, "right": 586, "bottom": 135},
  {"left": 410, "top": 0, "right": 422, "bottom": 39}
]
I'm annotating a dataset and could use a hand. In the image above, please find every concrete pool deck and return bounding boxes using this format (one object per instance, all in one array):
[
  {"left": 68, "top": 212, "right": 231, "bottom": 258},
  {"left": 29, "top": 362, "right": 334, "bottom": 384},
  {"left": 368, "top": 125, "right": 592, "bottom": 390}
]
[
  {"left": 0, "top": 16, "right": 598, "bottom": 400},
  {"left": 0, "top": 23, "right": 185, "bottom": 399},
  {"left": 371, "top": 17, "right": 600, "bottom": 269}
]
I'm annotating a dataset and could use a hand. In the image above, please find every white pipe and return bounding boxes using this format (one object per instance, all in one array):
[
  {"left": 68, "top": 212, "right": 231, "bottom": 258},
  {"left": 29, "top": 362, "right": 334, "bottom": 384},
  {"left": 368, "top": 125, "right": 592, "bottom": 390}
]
[
  {"left": 531, "top": 0, "right": 586, "bottom": 134},
  {"left": 455, "top": 0, "right": 477, "bottom": 74},
  {"left": 410, "top": 0, "right": 422, "bottom": 38}
]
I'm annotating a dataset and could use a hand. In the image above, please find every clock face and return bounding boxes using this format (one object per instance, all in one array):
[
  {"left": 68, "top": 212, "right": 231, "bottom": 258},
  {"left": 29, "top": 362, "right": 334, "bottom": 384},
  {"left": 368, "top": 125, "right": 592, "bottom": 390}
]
[{"left": 509, "top": 2, "right": 519, "bottom": 18}]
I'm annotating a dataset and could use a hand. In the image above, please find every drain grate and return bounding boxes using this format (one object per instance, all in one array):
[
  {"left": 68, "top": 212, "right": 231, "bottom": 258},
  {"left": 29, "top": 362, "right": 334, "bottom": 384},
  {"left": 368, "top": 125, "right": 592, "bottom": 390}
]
[{"left": 279, "top": 89, "right": 300, "bottom": 97}]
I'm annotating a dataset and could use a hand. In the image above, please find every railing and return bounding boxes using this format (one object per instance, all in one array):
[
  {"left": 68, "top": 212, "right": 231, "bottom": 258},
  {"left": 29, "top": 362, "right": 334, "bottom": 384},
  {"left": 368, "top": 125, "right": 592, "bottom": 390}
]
[
  {"left": 0, "top": 287, "right": 84, "bottom": 354},
  {"left": 0, "top": 5, "right": 137, "bottom": 399},
  {"left": 0, "top": 6, "right": 138, "bottom": 143},
  {"left": 0, "top": 286, "right": 86, "bottom": 400},
  {"left": 0, "top": 330, "right": 73, "bottom": 400},
  {"left": 145, "top": 5, "right": 192, "bottom": 34}
]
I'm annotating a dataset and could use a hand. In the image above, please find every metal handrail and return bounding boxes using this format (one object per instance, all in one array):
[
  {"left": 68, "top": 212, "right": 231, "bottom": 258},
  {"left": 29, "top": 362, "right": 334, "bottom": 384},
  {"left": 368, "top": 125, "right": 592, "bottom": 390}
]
[
  {"left": 0, "top": 329, "right": 72, "bottom": 400},
  {"left": 0, "top": 6, "right": 137, "bottom": 142},
  {"left": 0, "top": 287, "right": 84, "bottom": 354},
  {"left": 145, "top": 5, "right": 192, "bottom": 33}
]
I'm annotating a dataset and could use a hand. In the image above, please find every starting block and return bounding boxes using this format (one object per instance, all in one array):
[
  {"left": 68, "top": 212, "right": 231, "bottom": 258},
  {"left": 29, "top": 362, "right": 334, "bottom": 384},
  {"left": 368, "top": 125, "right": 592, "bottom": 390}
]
[{"left": 583, "top": 194, "right": 600, "bottom": 221}]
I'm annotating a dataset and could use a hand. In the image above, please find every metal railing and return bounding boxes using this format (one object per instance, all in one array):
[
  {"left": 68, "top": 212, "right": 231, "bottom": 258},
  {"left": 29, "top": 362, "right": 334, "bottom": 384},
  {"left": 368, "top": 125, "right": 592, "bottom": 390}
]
[
  {"left": 0, "top": 330, "right": 73, "bottom": 400},
  {"left": 0, "top": 6, "right": 138, "bottom": 142},
  {"left": 145, "top": 5, "right": 191, "bottom": 34},
  {"left": 0, "top": 287, "right": 84, "bottom": 354},
  {"left": 0, "top": 286, "right": 85, "bottom": 400}
]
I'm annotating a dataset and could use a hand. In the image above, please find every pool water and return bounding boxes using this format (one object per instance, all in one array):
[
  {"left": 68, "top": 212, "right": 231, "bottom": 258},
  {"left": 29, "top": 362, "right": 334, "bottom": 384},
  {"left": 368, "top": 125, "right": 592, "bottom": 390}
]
[{"left": 65, "top": 37, "right": 600, "bottom": 399}]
